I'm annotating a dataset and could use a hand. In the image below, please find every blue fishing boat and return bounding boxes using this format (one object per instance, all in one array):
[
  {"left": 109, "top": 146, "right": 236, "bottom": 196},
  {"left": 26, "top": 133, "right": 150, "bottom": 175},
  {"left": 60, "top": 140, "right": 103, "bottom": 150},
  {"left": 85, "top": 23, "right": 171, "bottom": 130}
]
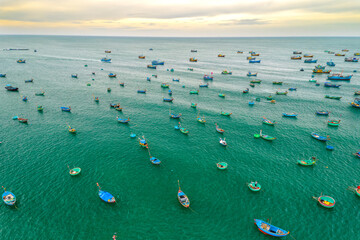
[
  {"left": 243, "top": 88, "right": 249, "bottom": 93},
  {"left": 101, "top": 58, "right": 111, "bottom": 62},
  {"left": 137, "top": 90, "right": 146, "bottom": 94},
  {"left": 116, "top": 117, "right": 130, "bottom": 123},
  {"left": 199, "top": 83, "right": 209, "bottom": 87},
  {"left": 0, "top": 74, "right": 6, "bottom": 77},
  {"left": 282, "top": 113, "right": 297, "bottom": 117},
  {"left": 17, "top": 59, "right": 26, "bottom": 63},
  {"left": 316, "top": 111, "right": 329, "bottom": 115},
  {"left": 327, "top": 74, "right": 352, "bottom": 81},
  {"left": 324, "top": 82, "right": 341, "bottom": 88},
  {"left": 247, "top": 72, "right": 257, "bottom": 77},
  {"left": 203, "top": 74, "right": 213, "bottom": 80},
  {"left": 254, "top": 219, "right": 289, "bottom": 237},
  {"left": 22, "top": 96, "right": 28, "bottom": 101},
  {"left": 288, "top": 87, "right": 297, "bottom": 91},
  {"left": 163, "top": 97, "right": 174, "bottom": 102},
  {"left": 327, "top": 61, "right": 335, "bottom": 66},
  {"left": 152, "top": 60, "right": 164, "bottom": 65},
  {"left": 147, "top": 77, "right": 151, "bottom": 81},
  {"left": 249, "top": 60, "right": 261, "bottom": 63},
  {"left": 97, "top": 183, "right": 115, "bottom": 203},
  {"left": 168, "top": 90, "right": 172, "bottom": 96},
  {"left": 61, "top": 107, "right": 71, "bottom": 112},
  {"left": 108, "top": 73, "right": 116, "bottom": 78},
  {"left": 25, "top": 79, "right": 33, "bottom": 83},
  {"left": 2, "top": 187, "right": 16, "bottom": 206},
  {"left": 173, "top": 78, "right": 180, "bottom": 82},
  {"left": 351, "top": 98, "right": 360, "bottom": 108},
  {"left": 5, "top": 85, "right": 18, "bottom": 91},
  {"left": 147, "top": 65, "right": 156, "bottom": 69},
  {"left": 150, "top": 157, "right": 161, "bottom": 165},
  {"left": 71, "top": 74, "right": 78, "bottom": 78},
  {"left": 304, "top": 59, "right": 318, "bottom": 63},
  {"left": 170, "top": 113, "right": 181, "bottom": 119},
  {"left": 130, "top": 133, "right": 136, "bottom": 138},
  {"left": 311, "top": 132, "right": 330, "bottom": 141},
  {"left": 315, "top": 65, "right": 326, "bottom": 70}
]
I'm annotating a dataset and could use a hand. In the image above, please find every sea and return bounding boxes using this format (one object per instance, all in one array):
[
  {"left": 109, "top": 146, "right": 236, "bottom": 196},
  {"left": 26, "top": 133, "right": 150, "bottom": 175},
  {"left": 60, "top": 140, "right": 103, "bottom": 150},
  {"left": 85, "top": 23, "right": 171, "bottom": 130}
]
[{"left": 0, "top": 35, "right": 359, "bottom": 240}]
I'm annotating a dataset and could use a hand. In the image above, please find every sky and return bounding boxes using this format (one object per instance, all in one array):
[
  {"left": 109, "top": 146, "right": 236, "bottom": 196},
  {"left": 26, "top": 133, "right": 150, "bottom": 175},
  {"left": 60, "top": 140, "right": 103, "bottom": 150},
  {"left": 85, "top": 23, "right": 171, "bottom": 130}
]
[{"left": 0, "top": 0, "right": 359, "bottom": 37}]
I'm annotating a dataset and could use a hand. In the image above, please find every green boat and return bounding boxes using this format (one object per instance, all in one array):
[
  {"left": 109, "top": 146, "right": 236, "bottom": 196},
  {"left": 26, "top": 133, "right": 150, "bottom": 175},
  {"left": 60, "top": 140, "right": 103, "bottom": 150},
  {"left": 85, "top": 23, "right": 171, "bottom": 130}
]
[
  {"left": 356, "top": 188, "right": 360, "bottom": 197},
  {"left": 37, "top": 105, "right": 43, "bottom": 111},
  {"left": 219, "top": 93, "right": 225, "bottom": 98},
  {"left": 69, "top": 167, "right": 81, "bottom": 176},
  {"left": 221, "top": 111, "right": 232, "bottom": 116},
  {"left": 259, "top": 130, "right": 276, "bottom": 141},
  {"left": 273, "top": 81, "right": 283, "bottom": 85},
  {"left": 191, "top": 103, "right": 197, "bottom": 108},
  {"left": 328, "top": 120, "right": 340, "bottom": 126},
  {"left": 248, "top": 182, "right": 261, "bottom": 191},
  {"left": 190, "top": 90, "right": 199, "bottom": 94},
  {"left": 266, "top": 96, "right": 273, "bottom": 100},
  {"left": 297, "top": 157, "right": 317, "bottom": 166},
  {"left": 180, "top": 127, "right": 189, "bottom": 134},
  {"left": 325, "top": 95, "right": 342, "bottom": 100},
  {"left": 276, "top": 91, "right": 288, "bottom": 95},
  {"left": 161, "top": 83, "right": 169, "bottom": 88},
  {"left": 216, "top": 162, "right": 228, "bottom": 170},
  {"left": 35, "top": 91, "right": 45, "bottom": 96},
  {"left": 262, "top": 117, "right": 276, "bottom": 125},
  {"left": 309, "top": 79, "right": 317, "bottom": 82},
  {"left": 314, "top": 195, "right": 335, "bottom": 208},
  {"left": 250, "top": 80, "right": 262, "bottom": 83}
]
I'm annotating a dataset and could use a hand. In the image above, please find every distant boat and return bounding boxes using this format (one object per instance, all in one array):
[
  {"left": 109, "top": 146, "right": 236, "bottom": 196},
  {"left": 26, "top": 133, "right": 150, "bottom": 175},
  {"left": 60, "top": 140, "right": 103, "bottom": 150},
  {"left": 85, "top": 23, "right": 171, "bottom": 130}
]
[
  {"left": 345, "top": 57, "right": 359, "bottom": 62},
  {"left": 221, "top": 70, "right": 232, "bottom": 75},
  {"left": 303, "top": 54, "right": 314, "bottom": 58},
  {"left": 137, "top": 90, "right": 146, "bottom": 94},
  {"left": 304, "top": 59, "right": 317, "bottom": 63},
  {"left": 97, "top": 183, "right": 115, "bottom": 203},
  {"left": 191, "top": 50, "right": 197, "bottom": 52},
  {"left": 61, "top": 107, "right": 71, "bottom": 112},
  {"left": 297, "top": 157, "right": 317, "bottom": 166},
  {"left": 325, "top": 95, "right": 342, "bottom": 100},
  {"left": 328, "top": 120, "right": 340, "bottom": 127},
  {"left": 203, "top": 74, "right": 213, "bottom": 80},
  {"left": 218, "top": 54, "right": 225, "bottom": 57},
  {"left": 291, "top": 56, "right": 302, "bottom": 60},
  {"left": 314, "top": 195, "right": 335, "bottom": 208},
  {"left": 324, "top": 82, "right": 341, "bottom": 88},
  {"left": 69, "top": 167, "right": 81, "bottom": 176},
  {"left": 335, "top": 53, "right": 345, "bottom": 56},
  {"left": 18, "top": 118, "right": 28, "bottom": 123},
  {"left": 247, "top": 72, "right": 257, "bottom": 77},
  {"left": 327, "top": 73, "right": 352, "bottom": 81},
  {"left": 293, "top": 51, "right": 302, "bottom": 54},
  {"left": 147, "top": 65, "right": 156, "bottom": 69},
  {"left": 152, "top": 60, "right": 164, "bottom": 65},
  {"left": 177, "top": 180, "right": 190, "bottom": 208},
  {"left": 17, "top": 59, "right": 26, "bottom": 63},
  {"left": 163, "top": 97, "right": 174, "bottom": 102},
  {"left": 259, "top": 130, "right": 276, "bottom": 141},
  {"left": 105, "top": 50, "right": 111, "bottom": 53},
  {"left": 138, "top": 136, "right": 148, "bottom": 148},
  {"left": 262, "top": 117, "right": 276, "bottom": 126},
  {"left": 0, "top": 74, "right": 6, "bottom": 77},
  {"left": 316, "top": 111, "right": 329, "bottom": 115},
  {"left": 199, "top": 83, "right": 209, "bottom": 87},
  {"left": 215, "top": 123, "right": 225, "bottom": 133},
  {"left": 216, "top": 162, "right": 228, "bottom": 169},
  {"left": 350, "top": 98, "right": 360, "bottom": 108},
  {"left": 282, "top": 113, "right": 297, "bottom": 117},
  {"left": 71, "top": 74, "right": 78, "bottom": 78},
  {"left": 190, "top": 90, "right": 199, "bottom": 94},
  {"left": 25, "top": 79, "right": 33, "bottom": 83},
  {"left": 219, "top": 138, "right": 227, "bottom": 146},
  {"left": 2, "top": 187, "right": 16, "bottom": 206},
  {"left": 254, "top": 219, "right": 289, "bottom": 237},
  {"left": 116, "top": 117, "right": 130, "bottom": 123},
  {"left": 327, "top": 61, "right": 335, "bottom": 66},
  {"left": 249, "top": 59, "right": 261, "bottom": 63},
  {"left": 311, "top": 132, "right": 330, "bottom": 141},
  {"left": 248, "top": 182, "right": 261, "bottom": 191},
  {"left": 189, "top": 58, "right": 198, "bottom": 62},
  {"left": 5, "top": 86, "right": 18, "bottom": 91},
  {"left": 138, "top": 55, "right": 145, "bottom": 59},
  {"left": 108, "top": 73, "right": 116, "bottom": 78},
  {"left": 150, "top": 157, "right": 161, "bottom": 165},
  {"left": 101, "top": 58, "right": 111, "bottom": 62}
]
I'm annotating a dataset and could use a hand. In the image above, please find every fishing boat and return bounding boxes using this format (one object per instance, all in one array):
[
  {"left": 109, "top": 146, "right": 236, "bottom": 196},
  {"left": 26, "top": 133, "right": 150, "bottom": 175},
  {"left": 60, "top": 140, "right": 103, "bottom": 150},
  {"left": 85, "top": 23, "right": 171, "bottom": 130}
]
[
  {"left": 191, "top": 50, "right": 197, "bottom": 52},
  {"left": 247, "top": 57, "right": 255, "bottom": 60},
  {"left": 5, "top": 86, "right": 19, "bottom": 91},
  {"left": 221, "top": 111, "right": 232, "bottom": 116},
  {"left": 276, "top": 91, "right": 288, "bottom": 95},
  {"left": 311, "top": 132, "right": 330, "bottom": 141},
  {"left": 254, "top": 219, "right": 289, "bottom": 237},
  {"left": 170, "top": 113, "right": 182, "bottom": 119},
  {"left": 138, "top": 55, "right": 145, "bottom": 59},
  {"left": 130, "top": 133, "right": 136, "bottom": 138},
  {"left": 119, "top": 82, "right": 125, "bottom": 87},
  {"left": 108, "top": 73, "right": 116, "bottom": 78},
  {"left": 199, "top": 83, "right": 209, "bottom": 87},
  {"left": 105, "top": 50, "right": 111, "bottom": 53},
  {"left": 25, "top": 79, "right": 33, "bottom": 83},
  {"left": 191, "top": 103, "right": 197, "bottom": 108},
  {"left": 248, "top": 182, "right": 261, "bottom": 191},
  {"left": 37, "top": 105, "right": 43, "bottom": 111},
  {"left": 262, "top": 117, "right": 276, "bottom": 126},
  {"left": 152, "top": 60, "right": 164, "bottom": 65},
  {"left": 17, "top": 59, "right": 26, "bottom": 63},
  {"left": 61, "top": 107, "right": 71, "bottom": 112},
  {"left": 189, "top": 58, "right": 198, "bottom": 62},
  {"left": 247, "top": 72, "right": 257, "bottom": 77},
  {"left": 219, "top": 138, "right": 227, "bottom": 146},
  {"left": 266, "top": 96, "right": 273, "bottom": 100},
  {"left": 327, "top": 73, "right": 352, "bottom": 80},
  {"left": 250, "top": 83, "right": 255, "bottom": 88},
  {"left": 288, "top": 87, "right": 297, "bottom": 91},
  {"left": 97, "top": 183, "right": 115, "bottom": 203},
  {"left": 316, "top": 111, "right": 329, "bottom": 115},
  {"left": 273, "top": 81, "right": 283, "bottom": 85},
  {"left": 110, "top": 103, "right": 120, "bottom": 108},
  {"left": 249, "top": 59, "right": 261, "bottom": 63},
  {"left": 69, "top": 167, "right": 81, "bottom": 175},
  {"left": 218, "top": 54, "right": 225, "bottom": 57},
  {"left": 314, "top": 195, "right": 335, "bottom": 208},
  {"left": 188, "top": 68, "right": 193, "bottom": 71},
  {"left": 325, "top": 95, "right": 342, "bottom": 100},
  {"left": 168, "top": 90, "right": 172, "bottom": 96},
  {"left": 172, "top": 78, "right": 180, "bottom": 82},
  {"left": 315, "top": 65, "right": 326, "bottom": 70},
  {"left": 138, "top": 136, "right": 148, "bottom": 148},
  {"left": 350, "top": 98, "right": 360, "bottom": 108},
  {"left": 94, "top": 97, "right": 99, "bottom": 102},
  {"left": 355, "top": 53, "right": 360, "bottom": 56},
  {"left": 237, "top": 51, "right": 243, "bottom": 54},
  {"left": 304, "top": 54, "right": 314, "bottom": 58},
  {"left": 179, "top": 125, "right": 189, "bottom": 134},
  {"left": 259, "top": 130, "right": 276, "bottom": 141},
  {"left": 101, "top": 58, "right": 111, "bottom": 62},
  {"left": 216, "top": 162, "right": 228, "bottom": 170},
  {"left": 324, "top": 82, "right": 341, "bottom": 88},
  {"left": 163, "top": 97, "right": 174, "bottom": 102},
  {"left": 161, "top": 83, "right": 170, "bottom": 88},
  {"left": 304, "top": 59, "right": 317, "bottom": 63},
  {"left": 221, "top": 70, "right": 232, "bottom": 75},
  {"left": 137, "top": 90, "right": 146, "bottom": 94},
  {"left": 190, "top": 90, "right": 199, "bottom": 94},
  {"left": 297, "top": 157, "right": 317, "bottom": 166},
  {"left": 354, "top": 151, "right": 360, "bottom": 158},
  {"left": 147, "top": 65, "right": 156, "bottom": 69},
  {"left": 335, "top": 53, "right": 345, "bottom": 56},
  {"left": 355, "top": 91, "right": 360, "bottom": 95},
  {"left": 150, "top": 157, "right": 161, "bottom": 165},
  {"left": 0, "top": 74, "right": 6, "bottom": 77},
  {"left": 249, "top": 100, "right": 255, "bottom": 105},
  {"left": 328, "top": 120, "right": 340, "bottom": 126},
  {"left": 342, "top": 49, "right": 349, "bottom": 52},
  {"left": 327, "top": 61, "right": 336, "bottom": 66},
  {"left": 203, "top": 74, "right": 214, "bottom": 80},
  {"left": 22, "top": 96, "right": 28, "bottom": 101},
  {"left": 68, "top": 124, "right": 76, "bottom": 133},
  {"left": 282, "top": 113, "right": 297, "bottom": 117},
  {"left": 328, "top": 51, "right": 335, "bottom": 54},
  {"left": 177, "top": 181, "right": 190, "bottom": 208},
  {"left": 2, "top": 187, "right": 16, "bottom": 206},
  {"left": 215, "top": 123, "right": 225, "bottom": 133},
  {"left": 18, "top": 118, "right": 28, "bottom": 123},
  {"left": 293, "top": 51, "right": 302, "bottom": 54},
  {"left": 243, "top": 88, "right": 249, "bottom": 93},
  {"left": 345, "top": 57, "right": 359, "bottom": 62},
  {"left": 291, "top": 56, "right": 302, "bottom": 60},
  {"left": 250, "top": 79, "right": 261, "bottom": 83},
  {"left": 313, "top": 69, "right": 331, "bottom": 74},
  {"left": 116, "top": 117, "right": 130, "bottom": 123},
  {"left": 115, "top": 107, "right": 123, "bottom": 111},
  {"left": 71, "top": 74, "right": 78, "bottom": 78}
]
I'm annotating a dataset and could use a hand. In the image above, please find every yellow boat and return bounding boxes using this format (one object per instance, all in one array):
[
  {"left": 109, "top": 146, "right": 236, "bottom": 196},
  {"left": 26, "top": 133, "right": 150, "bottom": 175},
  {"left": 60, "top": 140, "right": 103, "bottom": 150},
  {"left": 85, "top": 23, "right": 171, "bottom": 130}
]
[
  {"left": 218, "top": 54, "right": 225, "bottom": 57},
  {"left": 304, "top": 54, "right": 314, "bottom": 58},
  {"left": 138, "top": 55, "right": 145, "bottom": 59},
  {"left": 247, "top": 56, "right": 255, "bottom": 60},
  {"left": 189, "top": 58, "right": 198, "bottom": 62},
  {"left": 335, "top": 53, "right": 345, "bottom": 56},
  {"left": 251, "top": 53, "right": 260, "bottom": 56},
  {"left": 291, "top": 56, "right": 302, "bottom": 60},
  {"left": 354, "top": 53, "right": 360, "bottom": 56},
  {"left": 313, "top": 69, "right": 331, "bottom": 74}
]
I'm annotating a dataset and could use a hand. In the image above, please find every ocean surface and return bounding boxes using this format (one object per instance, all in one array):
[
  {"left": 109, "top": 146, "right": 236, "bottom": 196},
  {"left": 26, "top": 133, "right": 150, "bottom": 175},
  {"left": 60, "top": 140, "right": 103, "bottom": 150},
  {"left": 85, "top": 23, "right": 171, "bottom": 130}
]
[{"left": 0, "top": 36, "right": 359, "bottom": 240}]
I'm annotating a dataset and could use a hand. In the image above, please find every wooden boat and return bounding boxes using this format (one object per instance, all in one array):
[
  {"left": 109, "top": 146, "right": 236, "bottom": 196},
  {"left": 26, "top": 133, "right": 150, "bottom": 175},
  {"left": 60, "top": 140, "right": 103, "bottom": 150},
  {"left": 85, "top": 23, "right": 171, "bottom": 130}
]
[
  {"left": 293, "top": 51, "right": 302, "bottom": 54},
  {"left": 243, "top": 88, "right": 249, "bottom": 93},
  {"left": 260, "top": 130, "right": 276, "bottom": 141},
  {"left": 110, "top": 103, "right": 120, "bottom": 108},
  {"left": 313, "top": 69, "right": 331, "bottom": 74},
  {"left": 291, "top": 56, "right": 302, "bottom": 60},
  {"left": 282, "top": 113, "right": 297, "bottom": 117},
  {"left": 355, "top": 53, "right": 360, "bottom": 56},
  {"left": 189, "top": 58, "right": 198, "bottom": 62},
  {"left": 215, "top": 123, "right": 225, "bottom": 133},
  {"left": 314, "top": 195, "right": 335, "bottom": 208},
  {"left": 328, "top": 120, "right": 340, "bottom": 126},
  {"left": 216, "top": 162, "right": 228, "bottom": 170},
  {"left": 249, "top": 59, "right": 261, "bottom": 63},
  {"left": 170, "top": 113, "right": 182, "bottom": 119},
  {"left": 69, "top": 167, "right": 81, "bottom": 175},
  {"left": 61, "top": 107, "right": 71, "bottom": 112},
  {"left": 250, "top": 79, "right": 261, "bottom": 83},
  {"left": 311, "top": 132, "right": 330, "bottom": 141},
  {"left": 203, "top": 75, "right": 213, "bottom": 80},
  {"left": 150, "top": 157, "right": 161, "bottom": 165},
  {"left": 97, "top": 183, "right": 115, "bottom": 203},
  {"left": 355, "top": 91, "right": 360, "bottom": 95},
  {"left": 116, "top": 117, "right": 130, "bottom": 123},
  {"left": 316, "top": 111, "right": 329, "bottom": 115},
  {"left": 297, "top": 157, "right": 317, "bottom": 166},
  {"left": 179, "top": 124, "right": 189, "bottom": 134},
  {"left": 262, "top": 117, "right": 276, "bottom": 126},
  {"left": 254, "top": 219, "right": 289, "bottom": 237},
  {"left": 17, "top": 59, "right": 26, "bottom": 63},
  {"left": 199, "top": 83, "right": 209, "bottom": 87},
  {"left": 105, "top": 50, "right": 111, "bottom": 53},
  {"left": 327, "top": 61, "right": 336, "bottom": 66},
  {"left": 342, "top": 49, "right": 349, "bottom": 52},
  {"left": 163, "top": 97, "right": 174, "bottom": 102},
  {"left": 5, "top": 86, "right": 19, "bottom": 91},
  {"left": 345, "top": 57, "right": 359, "bottom": 62},
  {"left": 18, "top": 118, "right": 28, "bottom": 123},
  {"left": 190, "top": 90, "right": 199, "bottom": 94},
  {"left": 68, "top": 125, "right": 76, "bottom": 133},
  {"left": 138, "top": 136, "right": 148, "bottom": 148},
  {"left": 304, "top": 54, "right": 314, "bottom": 58},
  {"left": 138, "top": 55, "right": 145, "bottom": 59},
  {"left": 304, "top": 59, "right": 317, "bottom": 63},
  {"left": 108, "top": 73, "right": 116, "bottom": 78},
  {"left": 25, "top": 79, "right": 33, "bottom": 83},
  {"left": 247, "top": 57, "right": 255, "bottom": 60},
  {"left": 324, "top": 82, "right": 341, "bottom": 88},
  {"left": 219, "top": 138, "right": 227, "bottom": 146},
  {"left": 218, "top": 54, "right": 225, "bottom": 57},
  {"left": 161, "top": 83, "right": 170, "bottom": 88},
  {"left": 0, "top": 74, "right": 6, "bottom": 77},
  {"left": 351, "top": 98, "right": 360, "bottom": 108},
  {"left": 276, "top": 91, "right": 288, "bottom": 95},
  {"left": 237, "top": 51, "right": 243, "bottom": 54},
  {"left": 248, "top": 182, "right": 261, "bottom": 191},
  {"left": 94, "top": 97, "right": 99, "bottom": 102},
  {"left": 327, "top": 74, "right": 352, "bottom": 80},
  {"left": 354, "top": 151, "right": 360, "bottom": 158},
  {"left": 335, "top": 53, "right": 345, "bottom": 56},
  {"left": 273, "top": 81, "right": 283, "bottom": 85},
  {"left": 115, "top": 107, "right": 123, "bottom": 111},
  {"left": 152, "top": 60, "right": 164, "bottom": 65},
  {"left": 168, "top": 90, "right": 172, "bottom": 96},
  {"left": 71, "top": 74, "right": 78, "bottom": 78},
  {"left": 119, "top": 82, "right": 125, "bottom": 87},
  {"left": 191, "top": 103, "right": 197, "bottom": 108},
  {"left": 221, "top": 70, "right": 232, "bottom": 75},
  {"left": 177, "top": 180, "right": 190, "bottom": 208},
  {"left": 147, "top": 65, "right": 156, "bottom": 69},
  {"left": 188, "top": 68, "right": 193, "bottom": 71},
  {"left": 37, "top": 105, "right": 43, "bottom": 111},
  {"left": 101, "top": 58, "right": 111, "bottom": 62},
  {"left": 247, "top": 72, "right": 257, "bottom": 77},
  {"left": 221, "top": 111, "right": 232, "bottom": 116},
  {"left": 251, "top": 53, "right": 260, "bottom": 56},
  {"left": 325, "top": 95, "right": 342, "bottom": 100},
  {"left": 2, "top": 187, "right": 16, "bottom": 206},
  {"left": 137, "top": 90, "right": 146, "bottom": 94}
]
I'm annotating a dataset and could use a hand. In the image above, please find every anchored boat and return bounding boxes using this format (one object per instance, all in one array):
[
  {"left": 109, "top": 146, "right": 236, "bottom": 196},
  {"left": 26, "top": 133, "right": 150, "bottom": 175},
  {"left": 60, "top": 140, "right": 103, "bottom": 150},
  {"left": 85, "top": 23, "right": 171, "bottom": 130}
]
[
  {"left": 254, "top": 219, "right": 289, "bottom": 237},
  {"left": 297, "top": 157, "right": 317, "bottom": 166},
  {"left": 177, "top": 180, "right": 190, "bottom": 208},
  {"left": 314, "top": 195, "right": 335, "bottom": 208},
  {"left": 248, "top": 182, "right": 261, "bottom": 191},
  {"left": 311, "top": 132, "right": 330, "bottom": 141},
  {"left": 97, "top": 183, "right": 115, "bottom": 203},
  {"left": 2, "top": 187, "right": 16, "bottom": 206}
]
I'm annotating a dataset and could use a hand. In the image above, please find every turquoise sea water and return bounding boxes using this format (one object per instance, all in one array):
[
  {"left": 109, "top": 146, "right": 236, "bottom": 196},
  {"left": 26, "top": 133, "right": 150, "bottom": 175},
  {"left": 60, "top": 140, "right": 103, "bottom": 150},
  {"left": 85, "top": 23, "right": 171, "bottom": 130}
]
[{"left": 0, "top": 36, "right": 359, "bottom": 239}]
